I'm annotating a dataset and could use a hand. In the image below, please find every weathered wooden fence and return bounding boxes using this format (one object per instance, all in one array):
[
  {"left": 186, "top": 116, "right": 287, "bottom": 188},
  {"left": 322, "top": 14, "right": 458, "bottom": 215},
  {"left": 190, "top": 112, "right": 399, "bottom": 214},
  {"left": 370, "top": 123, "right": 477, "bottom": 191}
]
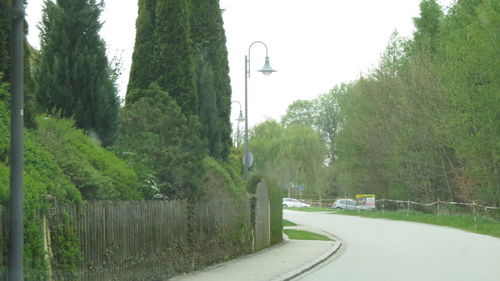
[
  {"left": 0, "top": 197, "right": 266, "bottom": 281},
  {"left": 51, "top": 200, "right": 190, "bottom": 280}
]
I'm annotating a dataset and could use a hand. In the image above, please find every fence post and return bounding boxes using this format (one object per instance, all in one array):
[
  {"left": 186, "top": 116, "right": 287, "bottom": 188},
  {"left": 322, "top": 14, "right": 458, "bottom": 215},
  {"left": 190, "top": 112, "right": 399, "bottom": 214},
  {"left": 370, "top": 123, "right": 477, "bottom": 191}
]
[
  {"left": 382, "top": 199, "right": 384, "bottom": 213},
  {"left": 472, "top": 200, "right": 477, "bottom": 231},
  {"left": 437, "top": 198, "right": 440, "bottom": 216},
  {"left": 406, "top": 200, "right": 410, "bottom": 217}
]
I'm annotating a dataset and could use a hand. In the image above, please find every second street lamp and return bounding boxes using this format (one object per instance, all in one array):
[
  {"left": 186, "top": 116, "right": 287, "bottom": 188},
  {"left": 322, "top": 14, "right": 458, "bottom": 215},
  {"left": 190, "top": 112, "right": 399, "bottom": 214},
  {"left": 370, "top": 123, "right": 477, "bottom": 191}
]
[
  {"left": 243, "top": 41, "right": 276, "bottom": 181},
  {"left": 231, "top": 101, "right": 245, "bottom": 147}
]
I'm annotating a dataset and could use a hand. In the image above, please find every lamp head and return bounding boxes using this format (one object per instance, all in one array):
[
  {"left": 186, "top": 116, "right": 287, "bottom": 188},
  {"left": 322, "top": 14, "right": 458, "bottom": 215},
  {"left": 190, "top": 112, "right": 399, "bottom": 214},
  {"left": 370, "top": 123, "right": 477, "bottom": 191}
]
[
  {"left": 237, "top": 110, "right": 245, "bottom": 122},
  {"left": 258, "top": 56, "right": 276, "bottom": 76}
]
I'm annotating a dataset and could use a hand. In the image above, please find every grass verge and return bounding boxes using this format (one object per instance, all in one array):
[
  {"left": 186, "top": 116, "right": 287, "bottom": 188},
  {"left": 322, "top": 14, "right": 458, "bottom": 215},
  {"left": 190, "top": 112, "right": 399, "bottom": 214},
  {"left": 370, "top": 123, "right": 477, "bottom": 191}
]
[
  {"left": 287, "top": 207, "right": 500, "bottom": 238},
  {"left": 284, "top": 229, "right": 332, "bottom": 241},
  {"left": 283, "top": 219, "right": 297, "bottom": 227}
]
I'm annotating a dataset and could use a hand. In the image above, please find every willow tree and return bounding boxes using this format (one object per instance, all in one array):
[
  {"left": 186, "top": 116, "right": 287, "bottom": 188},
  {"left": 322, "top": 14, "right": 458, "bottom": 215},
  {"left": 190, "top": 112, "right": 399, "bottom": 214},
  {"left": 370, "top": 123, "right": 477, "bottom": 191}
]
[{"left": 249, "top": 120, "right": 328, "bottom": 198}]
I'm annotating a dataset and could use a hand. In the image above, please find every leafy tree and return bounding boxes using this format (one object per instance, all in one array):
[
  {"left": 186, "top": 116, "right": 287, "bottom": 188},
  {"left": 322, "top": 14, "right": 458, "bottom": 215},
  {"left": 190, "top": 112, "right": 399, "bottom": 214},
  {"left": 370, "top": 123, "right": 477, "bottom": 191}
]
[
  {"left": 35, "top": 0, "right": 120, "bottom": 146},
  {"left": 282, "top": 86, "right": 344, "bottom": 164},
  {"left": 249, "top": 120, "right": 328, "bottom": 198},
  {"left": 281, "top": 100, "right": 316, "bottom": 128},
  {"left": 412, "top": 0, "right": 443, "bottom": 54},
  {"left": 436, "top": 0, "right": 500, "bottom": 205}
]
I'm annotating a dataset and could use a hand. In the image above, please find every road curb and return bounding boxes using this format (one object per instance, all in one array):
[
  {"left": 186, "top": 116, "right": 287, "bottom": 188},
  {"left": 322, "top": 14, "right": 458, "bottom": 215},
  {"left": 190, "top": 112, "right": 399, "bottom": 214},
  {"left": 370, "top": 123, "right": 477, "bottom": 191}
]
[{"left": 271, "top": 227, "right": 343, "bottom": 281}]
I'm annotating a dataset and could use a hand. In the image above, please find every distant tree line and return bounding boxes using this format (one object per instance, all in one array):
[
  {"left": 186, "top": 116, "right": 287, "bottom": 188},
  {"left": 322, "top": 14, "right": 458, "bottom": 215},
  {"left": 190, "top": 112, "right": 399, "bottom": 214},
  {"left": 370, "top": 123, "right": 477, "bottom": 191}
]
[{"left": 277, "top": 0, "right": 499, "bottom": 207}]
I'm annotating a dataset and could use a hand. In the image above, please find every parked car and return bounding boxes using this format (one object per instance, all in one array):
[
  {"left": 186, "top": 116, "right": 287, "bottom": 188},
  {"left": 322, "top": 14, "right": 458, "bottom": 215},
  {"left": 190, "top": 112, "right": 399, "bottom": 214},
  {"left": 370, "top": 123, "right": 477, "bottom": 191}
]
[
  {"left": 331, "top": 199, "right": 357, "bottom": 210},
  {"left": 282, "top": 198, "right": 310, "bottom": 208}
]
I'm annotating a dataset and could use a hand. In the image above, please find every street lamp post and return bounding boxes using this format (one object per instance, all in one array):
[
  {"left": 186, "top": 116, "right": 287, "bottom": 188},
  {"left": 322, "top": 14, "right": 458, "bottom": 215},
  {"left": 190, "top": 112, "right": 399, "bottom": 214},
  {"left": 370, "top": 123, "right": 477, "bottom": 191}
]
[
  {"left": 244, "top": 41, "right": 276, "bottom": 181},
  {"left": 231, "top": 101, "right": 245, "bottom": 147},
  {"left": 9, "top": 0, "right": 25, "bottom": 280}
]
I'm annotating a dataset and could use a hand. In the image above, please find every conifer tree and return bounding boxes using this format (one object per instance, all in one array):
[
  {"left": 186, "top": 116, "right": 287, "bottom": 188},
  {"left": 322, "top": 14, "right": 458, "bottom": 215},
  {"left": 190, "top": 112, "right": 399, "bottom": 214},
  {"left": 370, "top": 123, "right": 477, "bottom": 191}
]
[
  {"left": 0, "top": 0, "right": 37, "bottom": 128},
  {"left": 35, "top": 0, "right": 119, "bottom": 146},
  {"left": 126, "top": 0, "right": 157, "bottom": 104},
  {"left": 154, "top": 0, "right": 197, "bottom": 115},
  {"left": 128, "top": 0, "right": 198, "bottom": 115},
  {"left": 190, "top": 0, "right": 232, "bottom": 159},
  {"left": 0, "top": 0, "right": 10, "bottom": 79}
]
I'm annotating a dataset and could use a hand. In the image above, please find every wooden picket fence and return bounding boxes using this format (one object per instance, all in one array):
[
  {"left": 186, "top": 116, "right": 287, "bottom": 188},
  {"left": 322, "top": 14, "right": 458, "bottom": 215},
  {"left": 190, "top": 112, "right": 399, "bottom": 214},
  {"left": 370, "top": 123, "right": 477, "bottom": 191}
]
[{"left": 0, "top": 195, "right": 270, "bottom": 281}]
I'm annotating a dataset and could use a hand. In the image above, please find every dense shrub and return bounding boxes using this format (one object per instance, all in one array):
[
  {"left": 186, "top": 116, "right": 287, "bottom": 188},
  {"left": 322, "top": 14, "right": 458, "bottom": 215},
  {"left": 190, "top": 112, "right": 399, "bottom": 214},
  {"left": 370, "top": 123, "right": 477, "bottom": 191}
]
[
  {"left": 34, "top": 117, "right": 142, "bottom": 200},
  {"left": 0, "top": 99, "right": 82, "bottom": 280},
  {"left": 201, "top": 153, "right": 247, "bottom": 200}
]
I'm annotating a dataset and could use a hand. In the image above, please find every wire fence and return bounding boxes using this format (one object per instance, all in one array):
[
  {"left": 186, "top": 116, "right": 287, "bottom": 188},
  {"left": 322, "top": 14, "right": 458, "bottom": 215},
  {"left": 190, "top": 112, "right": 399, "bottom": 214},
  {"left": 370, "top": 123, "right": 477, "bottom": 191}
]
[{"left": 304, "top": 198, "right": 500, "bottom": 221}]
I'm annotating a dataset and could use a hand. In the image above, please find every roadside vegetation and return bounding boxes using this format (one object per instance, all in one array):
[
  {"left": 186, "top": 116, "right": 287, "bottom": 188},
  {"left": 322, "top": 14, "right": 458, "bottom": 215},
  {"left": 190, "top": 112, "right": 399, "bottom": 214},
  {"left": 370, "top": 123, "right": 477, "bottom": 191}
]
[
  {"left": 251, "top": 0, "right": 499, "bottom": 211},
  {"left": 287, "top": 207, "right": 500, "bottom": 238},
  {"left": 283, "top": 219, "right": 297, "bottom": 227},
  {"left": 283, "top": 229, "right": 332, "bottom": 241}
]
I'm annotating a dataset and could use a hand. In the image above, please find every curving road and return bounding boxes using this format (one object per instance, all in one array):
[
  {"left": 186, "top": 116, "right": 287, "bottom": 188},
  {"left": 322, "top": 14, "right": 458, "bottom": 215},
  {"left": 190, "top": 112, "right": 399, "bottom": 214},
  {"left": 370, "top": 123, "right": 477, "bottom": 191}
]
[{"left": 284, "top": 210, "right": 500, "bottom": 281}]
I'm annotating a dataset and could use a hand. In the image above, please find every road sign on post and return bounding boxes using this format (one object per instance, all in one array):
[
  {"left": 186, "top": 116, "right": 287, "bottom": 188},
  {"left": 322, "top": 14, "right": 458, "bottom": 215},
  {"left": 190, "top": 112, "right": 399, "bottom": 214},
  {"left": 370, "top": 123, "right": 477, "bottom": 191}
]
[{"left": 243, "top": 152, "right": 254, "bottom": 169}]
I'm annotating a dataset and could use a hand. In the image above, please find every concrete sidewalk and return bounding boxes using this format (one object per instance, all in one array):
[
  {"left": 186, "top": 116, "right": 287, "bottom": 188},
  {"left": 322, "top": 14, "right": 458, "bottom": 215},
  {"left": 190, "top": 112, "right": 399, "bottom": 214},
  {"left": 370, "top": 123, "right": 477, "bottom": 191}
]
[{"left": 171, "top": 226, "right": 341, "bottom": 281}]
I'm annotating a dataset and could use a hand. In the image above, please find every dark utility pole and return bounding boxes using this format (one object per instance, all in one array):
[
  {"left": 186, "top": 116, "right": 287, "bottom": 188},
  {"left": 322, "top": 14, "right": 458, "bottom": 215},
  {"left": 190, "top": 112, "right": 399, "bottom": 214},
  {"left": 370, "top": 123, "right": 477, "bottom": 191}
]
[{"left": 9, "top": 0, "right": 25, "bottom": 280}]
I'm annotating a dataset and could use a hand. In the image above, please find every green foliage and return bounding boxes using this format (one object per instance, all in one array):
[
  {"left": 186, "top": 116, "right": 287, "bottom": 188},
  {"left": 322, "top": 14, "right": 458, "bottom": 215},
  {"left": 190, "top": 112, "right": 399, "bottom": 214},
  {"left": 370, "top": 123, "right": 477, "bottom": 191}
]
[
  {"left": 283, "top": 229, "right": 332, "bottom": 241},
  {"left": 249, "top": 121, "right": 328, "bottom": 198},
  {"left": 0, "top": 1, "right": 10, "bottom": 80},
  {"left": 329, "top": 0, "right": 499, "bottom": 207},
  {"left": 282, "top": 86, "right": 344, "bottom": 165},
  {"left": 34, "top": 116, "right": 142, "bottom": 200},
  {"left": 128, "top": 0, "right": 198, "bottom": 115},
  {"left": 0, "top": 2, "right": 38, "bottom": 129},
  {"left": 412, "top": 0, "right": 443, "bottom": 54},
  {"left": 35, "top": 0, "right": 120, "bottom": 146},
  {"left": 201, "top": 156, "right": 246, "bottom": 199},
  {"left": 116, "top": 84, "right": 207, "bottom": 200},
  {"left": 190, "top": 0, "right": 233, "bottom": 159},
  {"left": 436, "top": 0, "right": 500, "bottom": 205},
  {"left": 126, "top": 0, "right": 158, "bottom": 99},
  {"left": 0, "top": 99, "right": 83, "bottom": 280},
  {"left": 128, "top": 0, "right": 233, "bottom": 160},
  {"left": 282, "top": 219, "right": 297, "bottom": 227},
  {"left": 49, "top": 211, "right": 82, "bottom": 280}
]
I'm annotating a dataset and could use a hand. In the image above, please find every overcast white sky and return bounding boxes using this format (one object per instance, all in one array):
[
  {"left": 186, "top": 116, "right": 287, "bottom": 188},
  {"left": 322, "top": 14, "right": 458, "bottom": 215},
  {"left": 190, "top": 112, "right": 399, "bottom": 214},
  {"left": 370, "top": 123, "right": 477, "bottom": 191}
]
[{"left": 26, "top": 0, "right": 454, "bottom": 129}]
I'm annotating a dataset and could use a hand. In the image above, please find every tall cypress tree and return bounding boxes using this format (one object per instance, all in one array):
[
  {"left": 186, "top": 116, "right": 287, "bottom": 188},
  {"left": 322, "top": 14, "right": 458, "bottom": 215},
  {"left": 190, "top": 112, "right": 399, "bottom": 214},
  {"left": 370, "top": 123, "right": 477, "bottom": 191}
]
[
  {"left": 127, "top": 0, "right": 197, "bottom": 116},
  {"left": 154, "top": 0, "right": 197, "bottom": 115},
  {"left": 190, "top": 0, "right": 232, "bottom": 159},
  {"left": 35, "top": 0, "right": 119, "bottom": 146},
  {"left": 127, "top": 0, "right": 233, "bottom": 160},
  {"left": 126, "top": 0, "right": 157, "bottom": 104}
]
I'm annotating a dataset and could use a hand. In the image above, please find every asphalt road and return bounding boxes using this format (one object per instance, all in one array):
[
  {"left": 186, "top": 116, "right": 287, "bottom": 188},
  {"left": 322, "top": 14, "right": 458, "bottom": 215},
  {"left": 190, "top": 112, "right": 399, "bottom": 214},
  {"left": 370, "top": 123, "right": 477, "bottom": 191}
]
[{"left": 284, "top": 210, "right": 500, "bottom": 281}]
